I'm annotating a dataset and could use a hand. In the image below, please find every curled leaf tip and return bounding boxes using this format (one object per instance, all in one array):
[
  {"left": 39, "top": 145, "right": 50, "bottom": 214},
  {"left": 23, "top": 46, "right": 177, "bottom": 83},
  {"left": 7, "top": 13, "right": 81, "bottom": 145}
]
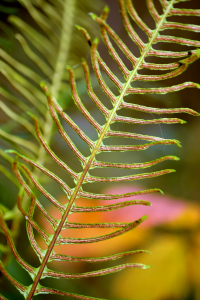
[
  {"left": 139, "top": 250, "right": 152, "bottom": 255},
  {"left": 141, "top": 215, "right": 148, "bottom": 222},
  {"left": 143, "top": 264, "right": 152, "bottom": 269},
  {"left": 93, "top": 37, "right": 99, "bottom": 44},
  {"left": 75, "top": 25, "right": 82, "bottom": 30},
  {"left": 143, "top": 201, "right": 151, "bottom": 206},
  {"left": 173, "top": 156, "right": 180, "bottom": 161},
  {"left": 196, "top": 48, "right": 200, "bottom": 57},
  {"left": 103, "top": 5, "right": 110, "bottom": 13},
  {"left": 5, "top": 149, "right": 16, "bottom": 154},
  {"left": 27, "top": 112, "right": 37, "bottom": 121},
  {"left": 40, "top": 81, "right": 46, "bottom": 88},
  {"left": 154, "top": 188, "right": 164, "bottom": 195},
  {"left": 180, "top": 120, "right": 187, "bottom": 124},
  {"left": 40, "top": 82, "right": 50, "bottom": 94},
  {"left": 88, "top": 12, "right": 96, "bottom": 19},
  {"left": 196, "top": 83, "right": 200, "bottom": 89},
  {"left": 172, "top": 140, "right": 181, "bottom": 147}
]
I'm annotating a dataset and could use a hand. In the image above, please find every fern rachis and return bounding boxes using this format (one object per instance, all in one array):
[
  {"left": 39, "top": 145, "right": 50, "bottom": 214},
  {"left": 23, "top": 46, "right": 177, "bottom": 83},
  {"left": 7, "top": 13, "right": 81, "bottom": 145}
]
[{"left": 0, "top": 0, "right": 200, "bottom": 299}]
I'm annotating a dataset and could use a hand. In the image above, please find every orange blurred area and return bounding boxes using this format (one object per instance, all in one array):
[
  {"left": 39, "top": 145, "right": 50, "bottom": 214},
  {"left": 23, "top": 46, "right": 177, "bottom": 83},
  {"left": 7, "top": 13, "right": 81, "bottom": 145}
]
[{"left": 36, "top": 184, "right": 200, "bottom": 299}]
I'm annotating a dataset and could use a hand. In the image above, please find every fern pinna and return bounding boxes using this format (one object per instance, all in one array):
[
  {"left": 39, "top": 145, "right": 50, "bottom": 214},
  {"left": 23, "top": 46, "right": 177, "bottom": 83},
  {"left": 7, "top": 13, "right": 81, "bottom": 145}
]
[{"left": 0, "top": 0, "right": 200, "bottom": 299}]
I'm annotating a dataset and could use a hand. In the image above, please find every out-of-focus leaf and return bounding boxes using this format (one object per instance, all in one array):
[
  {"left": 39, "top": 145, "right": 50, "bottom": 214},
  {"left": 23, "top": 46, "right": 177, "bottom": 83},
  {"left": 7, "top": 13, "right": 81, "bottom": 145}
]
[{"left": 111, "top": 235, "right": 189, "bottom": 300}]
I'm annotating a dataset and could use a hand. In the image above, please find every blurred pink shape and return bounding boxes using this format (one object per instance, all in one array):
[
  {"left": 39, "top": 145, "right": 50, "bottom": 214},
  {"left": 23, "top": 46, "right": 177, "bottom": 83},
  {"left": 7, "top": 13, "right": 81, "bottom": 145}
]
[{"left": 101, "top": 185, "right": 187, "bottom": 227}]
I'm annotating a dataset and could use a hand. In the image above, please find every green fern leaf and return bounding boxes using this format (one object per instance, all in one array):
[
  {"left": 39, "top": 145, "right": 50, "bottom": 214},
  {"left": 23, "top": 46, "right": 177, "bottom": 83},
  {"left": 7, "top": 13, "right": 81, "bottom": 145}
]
[
  {"left": 0, "top": 0, "right": 104, "bottom": 268},
  {"left": 0, "top": 0, "right": 200, "bottom": 299}
]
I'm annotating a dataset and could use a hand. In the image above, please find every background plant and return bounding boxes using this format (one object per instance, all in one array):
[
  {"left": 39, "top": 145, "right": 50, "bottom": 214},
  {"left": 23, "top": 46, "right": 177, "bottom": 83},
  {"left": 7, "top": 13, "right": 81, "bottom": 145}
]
[{"left": 0, "top": 0, "right": 200, "bottom": 299}]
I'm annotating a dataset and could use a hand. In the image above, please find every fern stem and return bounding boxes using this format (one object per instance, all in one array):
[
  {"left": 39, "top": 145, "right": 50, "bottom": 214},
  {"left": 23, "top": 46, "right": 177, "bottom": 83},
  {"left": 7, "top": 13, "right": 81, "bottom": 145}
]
[{"left": 37, "top": 0, "right": 76, "bottom": 165}]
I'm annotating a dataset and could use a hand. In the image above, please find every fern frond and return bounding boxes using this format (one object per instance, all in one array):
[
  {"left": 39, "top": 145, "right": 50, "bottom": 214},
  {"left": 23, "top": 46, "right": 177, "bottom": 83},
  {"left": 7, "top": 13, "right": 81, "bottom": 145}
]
[
  {"left": 0, "top": 0, "right": 200, "bottom": 299},
  {"left": 0, "top": 0, "right": 104, "bottom": 267}
]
